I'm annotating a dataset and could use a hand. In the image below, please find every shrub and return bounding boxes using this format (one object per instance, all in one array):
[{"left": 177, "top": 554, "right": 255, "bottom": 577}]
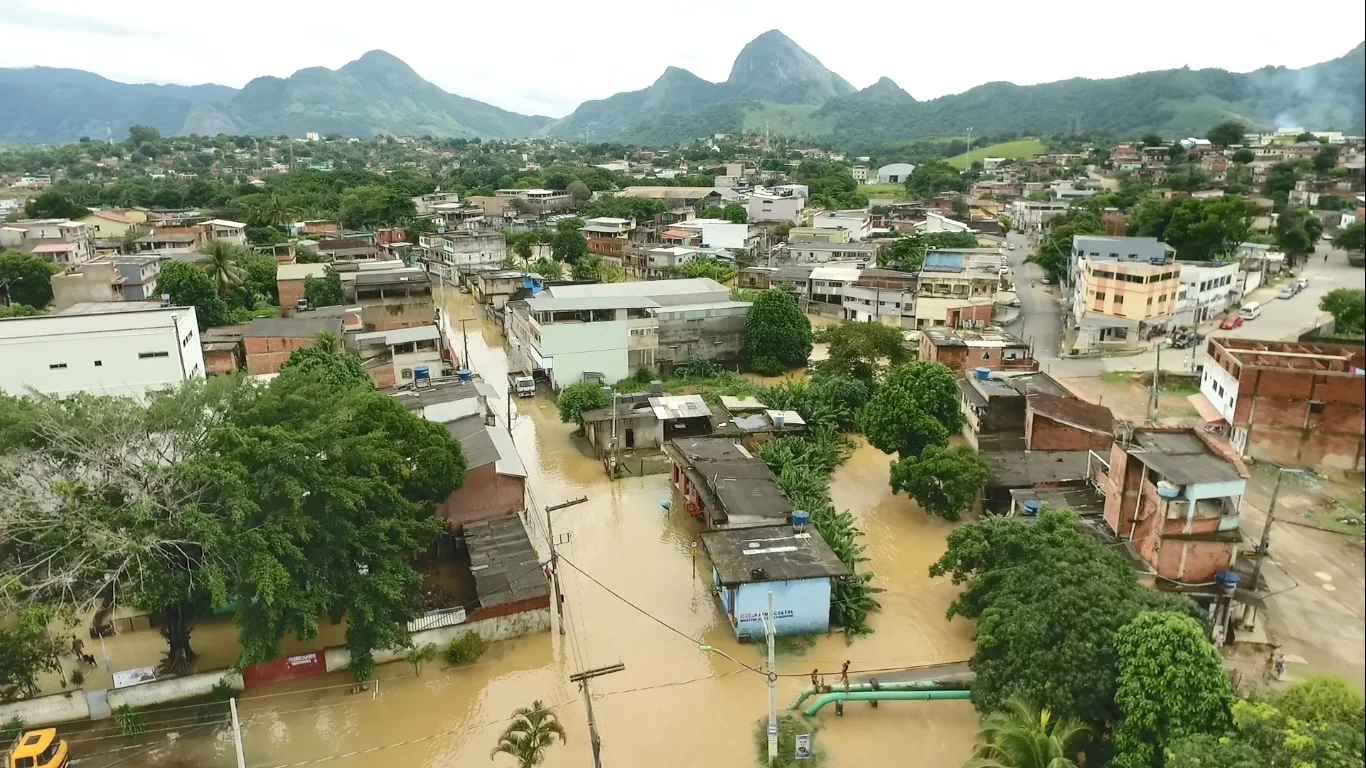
[
  {"left": 750, "top": 356, "right": 786, "bottom": 376},
  {"left": 115, "top": 705, "right": 146, "bottom": 737},
  {"left": 1, "top": 716, "right": 25, "bottom": 742},
  {"left": 446, "top": 632, "right": 488, "bottom": 665}
]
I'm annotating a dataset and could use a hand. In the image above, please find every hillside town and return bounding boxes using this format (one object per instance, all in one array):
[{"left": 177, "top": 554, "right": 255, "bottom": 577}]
[{"left": 2, "top": 69, "right": 1365, "bottom": 768}]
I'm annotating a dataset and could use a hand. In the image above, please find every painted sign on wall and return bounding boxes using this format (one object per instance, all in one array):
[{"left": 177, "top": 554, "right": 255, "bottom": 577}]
[
  {"left": 243, "top": 650, "right": 327, "bottom": 689},
  {"left": 732, "top": 578, "right": 832, "bottom": 640}
]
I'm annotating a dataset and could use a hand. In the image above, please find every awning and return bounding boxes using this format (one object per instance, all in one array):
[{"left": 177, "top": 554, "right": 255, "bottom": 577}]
[{"left": 1187, "top": 393, "right": 1227, "bottom": 425}]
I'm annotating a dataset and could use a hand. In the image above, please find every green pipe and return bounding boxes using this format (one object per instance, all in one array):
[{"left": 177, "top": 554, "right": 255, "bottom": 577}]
[
  {"left": 787, "top": 681, "right": 969, "bottom": 710},
  {"left": 804, "top": 689, "right": 973, "bottom": 716}
]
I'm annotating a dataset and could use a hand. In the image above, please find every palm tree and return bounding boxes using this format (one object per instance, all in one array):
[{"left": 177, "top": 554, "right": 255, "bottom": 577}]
[
  {"left": 261, "top": 194, "right": 290, "bottom": 229},
  {"left": 490, "top": 701, "right": 566, "bottom": 768},
  {"left": 312, "top": 331, "right": 342, "bottom": 354},
  {"left": 967, "top": 698, "right": 1090, "bottom": 768},
  {"left": 201, "top": 241, "right": 247, "bottom": 296}
]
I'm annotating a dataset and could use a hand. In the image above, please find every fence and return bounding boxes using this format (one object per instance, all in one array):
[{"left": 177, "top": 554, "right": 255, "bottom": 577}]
[{"left": 405, "top": 606, "right": 468, "bottom": 634}]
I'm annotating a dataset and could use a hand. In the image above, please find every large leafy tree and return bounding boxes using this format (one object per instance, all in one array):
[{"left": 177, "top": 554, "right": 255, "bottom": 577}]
[
  {"left": 904, "top": 160, "right": 966, "bottom": 198},
  {"left": 1032, "top": 208, "right": 1101, "bottom": 282},
  {"left": 0, "top": 250, "right": 62, "bottom": 309},
  {"left": 490, "top": 700, "right": 567, "bottom": 768},
  {"left": 721, "top": 203, "right": 748, "bottom": 224},
  {"left": 0, "top": 607, "right": 64, "bottom": 701},
  {"left": 1319, "top": 288, "right": 1365, "bottom": 335},
  {"left": 22, "top": 190, "right": 90, "bottom": 220},
  {"left": 1274, "top": 206, "right": 1323, "bottom": 266},
  {"left": 967, "top": 698, "right": 1089, "bottom": 768},
  {"left": 859, "top": 361, "right": 962, "bottom": 458},
  {"left": 1333, "top": 220, "right": 1365, "bottom": 252},
  {"left": 551, "top": 218, "right": 588, "bottom": 265},
  {"left": 233, "top": 249, "right": 281, "bottom": 307},
  {"left": 1205, "top": 121, "right": 1246, "bottom": 148},
  {"left": 889, "top": 444, "right": 990, "bottom": 521},
  {"left": 556, "top": 381, "right": 611, "bottom": 431},
  {"left": 743, "top": 290, "right": 812, "bottom": 375},
  {"left": 1111, "top": 612, "right": 1234, "bottom": 768},
  {"left": 814, "top": 321, "right": 910, "bottom": 386},
  {"left": 338, "top": 185, "right": 415, "bottom": 229},
  {"left": 154, "top": 260, "right": 232, "bottom": 329},
  {"left": 304, "top": 266, "right": 345, "bottom": 308},
  {"left": 929, "top": 508, "right": 1203, "bottom": 726},
  {"left": 1163, "top": 198, "right": 1255, "bottom": 261}
]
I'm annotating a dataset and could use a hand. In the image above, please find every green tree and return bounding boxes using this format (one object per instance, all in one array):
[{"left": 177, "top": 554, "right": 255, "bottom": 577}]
[
  {"left": 127, "top": 125, "right": 161, "bottom": 146},
  {"left": 1231, "top": 148, "right": 1254, "bottom": 164},
  {"left": 201, "top": 241, "right": 248, "bottom": 296},
  {"left": 303, "top": 267, "right": 345, "bottom": 308},
  {"left": 1163, "top": 198, "right": 1256, "bottom": 261},
  {"left": 904, "top": 161, "right": 966, "bottom": 198},
  {"left": 815, "top": 321, "right": 910, "bottom": 386},
  {"left": 1333, "top": 220, "right": 1364, "bottom": 252},
  {"left": 1263, "top": 162, "right": 1303, "bottom": 203},
  {"left": 1273, "top": 675, "right": 1365, "bottom": 731},
  {"left": 1319, "top": 288, "right": 1365, "bottom": 335},
  {"left": 156, "top": 260, "right": 231, "bottom": 329},
  {"left": 530, "top": 257, "right": 561, "bottom": 279},
  {"left": 338, "top": 185, "right": 415, "bottom": 229},
  {"left": 278, "top": 341, "right": 370, "bottom": 388},
  {"left": 556, "top": 381, "right": 611, "bottom": 430},
  {"left": 859, "top": 361, "right": 963, "bottom": 458},
  {"left": 743, "top": 290, "right": 812, "bottom": 375},
  {"left": 967, "top": 698, "right": 1090, "bottom": 768},
  {"left": 490, "top": 701, "right": 567, "bottom": 768},
  {"left": 22, "top": 190, "right": 90, "bottom": 220},
  {"left": 1111, "top": 612, "right": 1234, "bottom": 768},
  {"left": 877, "top": 232, "right": 979, "bottom": 272},
  {"left": 551, "top": 218, "right": 588, "bottom": 265},
  {"left": 1032, "top": 208, "right": 1101, "bottom": 282},
  {"left": 0, "top": 607, "right": 64, "bottom": 701},
  {"left": 234, "top": 249, "right": 281, "bottom": 306},
  {"left": 1275, "top": 206, "right": 1324, "bottom": 266},
  {"left": 565, "top": 180, "right": 591, "bottom": 203},
  {"left": 1205, "top": 121, "right": 1245, "bottom": 148},
  {"left": 0, "top": 251, "right": 62, "bottom": 309},
  {"left": 662, "top": 257, "right": 736, "bottom": 283},
  {"left": 1139, "top": 134, "right": 1164, "bottom": 148},
  {"left": 889, "top": 444, "right": 990, "bottom": 521},
  {"left": 1164, "top": 734, "right": 1263, "bottom": 768},
  {"left": 721, "top": 202, "right": 748, "bottom": 224}
]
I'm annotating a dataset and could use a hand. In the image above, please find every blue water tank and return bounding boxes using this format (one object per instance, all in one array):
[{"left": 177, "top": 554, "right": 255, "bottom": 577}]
[
  {"left": 455, "top": 368, "right": 473, "bottom": 382},
  {"left": 1216, "top": 570, "right": 1241, "bottom": 589},
  {"left": 414, "top": 366, "right": 430, "bottom": 382},
  {"left": 1022, "top": 500, "right": 1041, "bottom": 516},
  {"left": 791, "top": 510, "right": 810, "bottom": 530},
  {"left": 974, "top": 367, "right": 990, "bottom": 380},
  {"left": 1156, "top": 481, "right": 1182, "bottom": 499}
]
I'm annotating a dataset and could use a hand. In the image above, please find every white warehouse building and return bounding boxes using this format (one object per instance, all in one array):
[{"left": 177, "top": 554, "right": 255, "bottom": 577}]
[{"left": 0, "top": 303, "right": 205, "bottom": 399}]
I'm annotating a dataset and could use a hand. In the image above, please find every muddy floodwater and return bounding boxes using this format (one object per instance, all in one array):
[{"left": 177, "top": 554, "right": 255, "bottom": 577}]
[{"left": 84, "top": 289, "right": 977, "bottom": 767}]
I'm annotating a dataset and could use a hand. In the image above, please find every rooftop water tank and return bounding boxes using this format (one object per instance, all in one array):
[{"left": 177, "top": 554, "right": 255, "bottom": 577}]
[
  {"left": 1022, "top": 500, "right": 1041, "bottom": 516},
  {"left": 1216, "top": 570, "right": 1240, "bottom": 589},
  {"left": 650, "top": 380, "right": 664, "bottom": 396},
  {"left": 455, "top": 368, "right": 473, "bottom": 382},
  {"left": 1156, "top": 480, "right": 1182, "bottom": 499},
  {"left": 974, "top": 367, "right": 990, "bottom": 380},
  {"left": 414, "top": 366, "right": 430, "bottom": 382},
  {"left": 774, "top": 412, "right": 785, "bottom": 428},
  {"left": 791, "top": 510, "right": 810, "bottom": 531}
]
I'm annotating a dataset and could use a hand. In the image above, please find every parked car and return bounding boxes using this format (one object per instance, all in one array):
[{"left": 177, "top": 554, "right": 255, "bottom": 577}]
[
  {"left": 1008, "top": 297, "right": 1021, "bottom": 308},
  {"left": 1278, "top": 284, "right": 1299, "bottom": 299},
  {"left": 1219, "top": 315, "right": 1244, "bottom": 330}
]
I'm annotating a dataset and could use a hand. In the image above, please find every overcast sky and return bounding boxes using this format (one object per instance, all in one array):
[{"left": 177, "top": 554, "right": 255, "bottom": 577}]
[{"left": 2, "top": 0, "right": 1363, "bottom": 118}]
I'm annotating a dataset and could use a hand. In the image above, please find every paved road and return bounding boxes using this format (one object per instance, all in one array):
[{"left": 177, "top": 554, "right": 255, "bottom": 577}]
[{"left": 1003, "top": 237, "right": 1362, "bottom": 379}]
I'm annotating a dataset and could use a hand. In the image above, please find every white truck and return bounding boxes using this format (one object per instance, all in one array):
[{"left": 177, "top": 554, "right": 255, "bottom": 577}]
[{"left": 508, "top": 372, "right": 536, "bottom": 398}]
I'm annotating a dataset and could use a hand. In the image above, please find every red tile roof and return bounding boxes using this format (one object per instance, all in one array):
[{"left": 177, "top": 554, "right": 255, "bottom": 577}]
[{"left": 91, "top": 210, "right": 135, "bottom": 224}]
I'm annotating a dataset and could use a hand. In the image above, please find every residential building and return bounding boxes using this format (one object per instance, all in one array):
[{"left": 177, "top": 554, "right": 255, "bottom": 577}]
[
  {"left": 919, "top": 328, "right": 1037, "bottom": 374},
  {"left": 78, "top": 210, "right": 141, "bottom": 240},
  {"left": 717, "top": 395, "right": 807, "bottom": 448},
  {"left": 0, "top": 304, "right": 203, "bottom": 398},
  {"left": 473, "top": 270, "right": 537, "bottom": 310},
  {"left": 1175, "top": 261, "right": 1241, "bottom": 325},
  {"left": 913, "top": 251, "right": 1000, "bottom": 329},
  {"left": 200, "top": 325, "right": 246, "bottom": 375},
  {"left": 104, "top": 256, "right": 161, "bottom": 302},
  {"left": 276, "top": 263, "right": 330, "bottom": 312},
  {"left": 132, "top": 232, "right": 199, "bottom": 256},
  {"left": 411, "top": 192, "right": 461, "bottom": 217},
  {"left": 581, "top": 217, "right": 634, "bottom": 257},
  {"left": 49, "top": 261, "right": 124, "bottom": 310},
  {"left": 507, "top": 295, "right": 658, "bottom": 388},
  {"left": 618, "top": 187, "right": 737, "bottom": 207},
  {"left": 785, "top": 241, "right": 878, "bottom": 264},
  {"left": 418, "top": 232, "right": 507, "bottom": 282},
  {"left": 842, "top": 284, "right": 914, "bottom": 326},
  {"left": 663, "top": 438, "right": 790, "bottom": 529},
  {"left": 355, "top": 324, "right": 445, "bottom": 389},
  {"left": 1009, "top": 201, "right": 1069, "bottom": 233},
  {"left": 389, "top": 376, "right": 529, "bottom": 528},
  {"left": 700, "top": 523, "right": 849, "bottom": 640},
  {"left": 806, "top": 264, "right": 861, "bottom": 306},
  {"left": 921, "top": 211, "right": 972, "bottom": 233},
  {"left": 668, "top": 219, "right": 752, "bottom": 250},
  {"left": 645, "top": 246, "right": 703, "bottom": 277},
  {"left": 1025, "top": 392, "right": 1116, "bottom": 452},
  {"left": 1069, "top": 236, "right": 1179, "bottom": 349},
  {"left": 1198, "top": 338, "right": 1365, "bottom": 472},
  {"left": 876, "top": 163, "right": 916, "bottom": 184},
  {"left": 769, "top": 265, "right": 814, "bottom": 296},
  {"left": 851, "top": 165, "right": 869, "bottom": 183},
  {"left": 242, "top": 315, "right": 344, "bottom": 376},
  {"left": 316, "top": 236, "right": 379, "bottom": 262},
  {"left": 343, "top": 266, "right": 434, "bottom": 332},
  {"left": 747, "top": 192, "right": 805, "bottom": 224},
  {"left": 493, "top": 188, "right": 573, "bottom": 213},
  {"left": 202, "top": 219, "right": 247, "bottom": 247},
  {"left": 788, "top": 227, "right": 850, "bottom": 244},
  {"left": 1093, "top": 426, "right": 1248, "bottom": 584},
  {"left": 0, "top": 219, "right": 94, "bottom": 266},
  {"left": 581, "top": 394, "right": 714, "bottom": 463},
  {"left": 811, "top": 210, "right": 871, "bottom": 241}
]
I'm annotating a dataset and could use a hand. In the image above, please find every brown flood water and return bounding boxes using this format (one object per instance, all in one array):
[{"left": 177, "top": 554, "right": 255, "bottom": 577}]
[{"left": 85, "top": 290, "right": 976, "bottom": 768}]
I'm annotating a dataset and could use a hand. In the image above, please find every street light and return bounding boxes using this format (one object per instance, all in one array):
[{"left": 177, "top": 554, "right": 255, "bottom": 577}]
[{"left": 1249, "top": 466, "right": 1306, "bottom": 591}]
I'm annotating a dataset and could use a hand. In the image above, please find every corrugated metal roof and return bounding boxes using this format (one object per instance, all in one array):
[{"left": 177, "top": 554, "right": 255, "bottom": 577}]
[{"left": 649, "top": 395, "right": 710, "bottom": 421}]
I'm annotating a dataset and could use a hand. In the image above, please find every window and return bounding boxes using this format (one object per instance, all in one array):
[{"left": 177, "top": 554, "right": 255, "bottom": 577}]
[
  {"left": 401, "top": 368, "right": 413, "bottom": 380},
  {"left": 1114, "top": 295, "right": 1124, "bottom": 304},
  {"left": 1309, "top": 401, "right": 1325, "bottom": 413},
  {"left": 49, "top": 363, "right": 68, "bottom": 370},
  {"left": 1147, "top": 297, "right": 1153, "bottom": 305},
  {"left": 94, "top": 360, "right": 103, "bottom": 367},
  {"left": 138, "top": 351, "right": 170, "bottom": 359},
  {"left": 1095, "top": 292, "right": 1107, "bottom": 300}
]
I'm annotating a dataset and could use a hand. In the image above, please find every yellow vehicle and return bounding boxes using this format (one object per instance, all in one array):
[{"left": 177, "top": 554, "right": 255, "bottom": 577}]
[{"left": 5, "top": 728, "right": 69, "bottom": 768}]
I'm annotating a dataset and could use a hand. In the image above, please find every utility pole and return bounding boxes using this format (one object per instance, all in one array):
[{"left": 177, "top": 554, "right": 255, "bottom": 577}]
[
  {"left": 765, "top": 591, "right": 778, "bottom": 765},
  {"left": 1251, "top": 468, "right": 1296, "bottom": 591},
  {"left": 229, "top": 698, "right": 247, "bottom": 768},
  {"left": 570, "top": 663, "right": 624, "bottom": 768},
  {"left": 965, "top": 127, "right": 973, "bottom": 171},
  {"left": 544, "top": 497, "right": 587, "bottom": 635},
  {"left": 456, "top": 318, "right": 474, "bottom": 370},
  {"left": 1148, "top": 341, "right": 1163, "bottom": 423}
]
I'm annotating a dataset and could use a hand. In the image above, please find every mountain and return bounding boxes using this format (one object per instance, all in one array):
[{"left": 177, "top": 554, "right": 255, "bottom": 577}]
[
  {"left": 541, "top": 30, "right": 852, "bottom": 140},
  {"left": 0, "top": 51, "right": 550, "bottom": 144}
]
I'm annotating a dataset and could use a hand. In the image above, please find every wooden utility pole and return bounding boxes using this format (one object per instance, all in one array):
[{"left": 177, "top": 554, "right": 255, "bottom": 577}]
[
  {"left": 1251, "top": 468, "right": 1298, "bottom": 591},
  {"left": 456, "top": 318, "right": 474, "bottom": 370},
  {"left": 570, "top": 663, "right": 624, "bottom": 768},
  {"left": 544, "top": 497, "right": 587, "bottom": 635}
]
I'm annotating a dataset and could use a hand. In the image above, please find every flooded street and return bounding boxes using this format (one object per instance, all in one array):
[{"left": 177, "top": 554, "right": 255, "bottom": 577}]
[{"left": 84, "top": 289, "right": 977, "bottom": 767}]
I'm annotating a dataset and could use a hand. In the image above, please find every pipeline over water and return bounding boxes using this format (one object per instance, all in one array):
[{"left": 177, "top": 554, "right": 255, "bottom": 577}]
[
  {"left": 804, "top": 689, "right": 974, "bottom": 716},
  {"left": 788, "top": 680, "right": 972, "bottom": 710}
]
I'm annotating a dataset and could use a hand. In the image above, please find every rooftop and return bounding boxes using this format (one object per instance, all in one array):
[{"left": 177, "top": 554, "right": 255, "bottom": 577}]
[
  {"left": 547, "top": 278, "right": 727, "bottom": 300},
  {"left": 649, "top": 394, "right": 711, "bottom": 421},
  {"left": 355, "top": 324, "right": 442, "bottom": 346},
  {"left": 243, "top": 315, "right": 343, "bottom": 339},
  {"left": 525, "top": 295, "right": 660, "bottom": 312},
  {"left": 351, "top": 270, "right": 430, "bottom": 287},
  {"left": 1210, "top": 337, "right": 1366, "bottom": 374},
  {"left": 1027, "top": 393, "right": 1115, "bottom": 435},
  {"left": 277, "top": 263, "right": 329, "bottom": 281},
  {"left": 924, "top": 327, "right": 1028, "bottom": 348},
  {"left": 205, "top": 219, "right": 246, "bottom": 229},
  {"left": 620, "top": 187, "right": 723, "bottom": 199},
  {"left": 665, "top": 438, "right": 790, "bottom": 526},
  {"left": 1126, "top": 429, "right": 1246, "bottom": 486},
  {"left": 136, "top": 233, "right": 198, "bottom": 244},
  {"left": 463, "top": 516, "right": 550, "bottom": 607},
  {"left": 982, "top": 450, "right": 1093, "bottom": 487},
  {"left": 56, "top": 301, "right": 167, "bottom": 316},
  {"left": 700, "top": 525, "right": 850, "bottom": 586},
  {"left": 29, "top": 243, "right": 77, "bottom": 253}
]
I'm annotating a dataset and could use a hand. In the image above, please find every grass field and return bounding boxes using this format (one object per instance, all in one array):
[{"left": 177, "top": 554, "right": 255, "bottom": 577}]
[
  {"left": 944, "top": 138, "right": 1047, "bottom": 167},
  {"left": 740, "top": 103, "right": 833, "bottom": 138},
  {"left": 858, "top": 183, "right": 910, "bottom": 201}
]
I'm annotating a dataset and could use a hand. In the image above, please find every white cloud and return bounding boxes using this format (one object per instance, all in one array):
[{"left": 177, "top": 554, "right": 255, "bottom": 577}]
[{"left": 0, "top": 0, "right": 1362, "bottom": 118}]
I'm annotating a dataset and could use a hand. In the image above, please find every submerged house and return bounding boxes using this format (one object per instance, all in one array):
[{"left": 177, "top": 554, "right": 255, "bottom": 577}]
[
  {"left": 662, "top": 437, "right": 790, "bottom": 529},
  {"left": 700, "top": 521, "right": 849, "bottom": 640}
]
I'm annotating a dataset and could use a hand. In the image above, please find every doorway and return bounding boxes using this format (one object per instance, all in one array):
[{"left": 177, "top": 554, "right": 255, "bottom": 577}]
[{"left": 625, "top": 428, "right": 635, "bottom": 448}]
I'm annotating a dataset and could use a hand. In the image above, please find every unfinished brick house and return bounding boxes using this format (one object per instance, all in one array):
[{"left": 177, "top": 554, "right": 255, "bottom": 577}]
[
  {"left": 1025, "top": 393, "right": 1115, "bottom": 451},
  {"left": 1198, "top": 337, "right": 1365, "bottom": 472},
  {"left": 1092, "top": 425, "right": 1249, "bottom": 585}
]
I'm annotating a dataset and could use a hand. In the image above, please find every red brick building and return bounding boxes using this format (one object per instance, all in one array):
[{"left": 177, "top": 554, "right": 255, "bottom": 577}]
[
  {"left": 242, "top": 316, "right": 343, "bottom": 375},
  {"left": 920, "top": 328, "right": 1039, "bottom": 374},
  {"left": 1199, "top": 337, "right": 1366, "bottom": 472},
  {"left": 1025, "top": 393, "right": 1115, "bottom": 451}
]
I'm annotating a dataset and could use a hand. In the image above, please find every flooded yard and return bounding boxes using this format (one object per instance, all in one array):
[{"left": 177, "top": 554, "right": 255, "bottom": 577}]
[{"left": 75, "top": 290, "right": 977, "bottom": 767}]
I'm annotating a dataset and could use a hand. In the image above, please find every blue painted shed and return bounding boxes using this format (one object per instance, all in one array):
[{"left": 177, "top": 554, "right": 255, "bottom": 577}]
[{"left": 699, "top": 524, "right": 851, "bottom": 641}]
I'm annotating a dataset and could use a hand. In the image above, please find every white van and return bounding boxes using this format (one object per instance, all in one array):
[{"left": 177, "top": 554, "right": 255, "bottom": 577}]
[{"left": 1238, "top": 301, "right": 1262, "bottom": 320}]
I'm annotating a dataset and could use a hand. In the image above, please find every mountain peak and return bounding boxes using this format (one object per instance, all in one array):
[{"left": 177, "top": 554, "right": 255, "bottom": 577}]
[
  {"left": 341, "top": 50, "right": 419, "bottom": 78},
  {"left": 855, "top": 76, "right": 915, "bottom": 105},
  {"left": 724, "top": 29, "right": 855, "bottom": 105}
]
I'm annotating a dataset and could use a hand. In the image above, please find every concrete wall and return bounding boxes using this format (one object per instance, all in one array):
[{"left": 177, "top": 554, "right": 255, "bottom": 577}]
[
  {"left": 323, "top": 603, "right": 552, "bottom": 672},
  {"left": 1026, "top": 413, "right": 1113, "bottom": 452},
  {"left": 244, "top": 335, "right": 315, "bottom": 375},
  {"left": 537, "top": 320, "right": 630, "bottom": 387},
  {"left": 0, "top": 691, "right": 91, "bottom": 728},
  {"left": 656, "top": 312, "right": 747, "bottom": 366},
  {"left": 436, "top": 464, "right": 525, "bottom": 528},
  {"left": 359, "top": 296, "right": 435, "bottom": 333},
  {"left": 106, "top": 671, "right": 245, "bottom": 711}
]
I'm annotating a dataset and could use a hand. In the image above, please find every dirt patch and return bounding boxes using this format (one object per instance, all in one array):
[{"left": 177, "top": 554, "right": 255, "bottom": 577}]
[{"left": 1060, "top": 373, "right": 1202, "bottom": 425}]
